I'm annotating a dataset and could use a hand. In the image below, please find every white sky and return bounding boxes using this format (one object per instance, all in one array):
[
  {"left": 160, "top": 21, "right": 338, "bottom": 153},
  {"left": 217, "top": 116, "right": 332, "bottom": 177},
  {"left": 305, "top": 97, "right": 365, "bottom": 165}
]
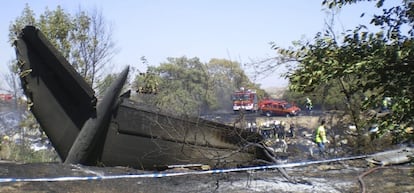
[{"left": 0, "top": 0, "right": 387, "bottom": 90}]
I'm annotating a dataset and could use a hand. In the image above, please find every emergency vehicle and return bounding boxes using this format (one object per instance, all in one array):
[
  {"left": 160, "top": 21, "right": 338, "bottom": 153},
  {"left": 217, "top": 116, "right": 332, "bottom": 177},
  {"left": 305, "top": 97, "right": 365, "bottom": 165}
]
[
  {"left": 258, "top": 98, "right": 301, "bottom": 117},
  {"left": 232, "top": 88, "right": 258, "bottom": 112}
]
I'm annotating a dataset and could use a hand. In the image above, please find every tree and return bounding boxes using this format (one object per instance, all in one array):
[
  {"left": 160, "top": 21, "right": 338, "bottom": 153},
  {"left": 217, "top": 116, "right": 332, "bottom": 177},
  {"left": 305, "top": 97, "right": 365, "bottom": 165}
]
[
  {"left": 132, "top": 57, "right": 264, "bottom": 115},
  {"left": 71, "top": 8, "right": 116, "bottom": 87},
  {"left": 37, "top": 6, "right": 73, "bottom": 59},
  {"left": 206, "top": 58, "right": 266, "bottom": 110},
  {"left": 8, "top": 4, "right": 36, "bottom": 45},
  {"left": 272, "top": 0, "right": 414, "bottom": 143},
  {"left": 143, "top": 57, "right": 212, "bottom": 115},
  {"left": 9, "top": 4, "right": 115, "bottom": 88}
]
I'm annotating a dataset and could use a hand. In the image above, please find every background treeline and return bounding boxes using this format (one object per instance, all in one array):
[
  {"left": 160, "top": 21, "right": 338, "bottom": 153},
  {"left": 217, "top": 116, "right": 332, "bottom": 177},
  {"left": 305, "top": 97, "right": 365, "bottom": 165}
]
[{"left": 4, "top": 0, "right": 414, "bottom": 150}]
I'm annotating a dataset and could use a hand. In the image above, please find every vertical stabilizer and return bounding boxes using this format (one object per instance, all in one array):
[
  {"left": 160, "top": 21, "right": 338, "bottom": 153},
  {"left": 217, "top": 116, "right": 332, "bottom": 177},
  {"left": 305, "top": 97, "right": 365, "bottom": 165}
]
[{"left": 14, "top": 26, "right": 97, "bottom": 160}]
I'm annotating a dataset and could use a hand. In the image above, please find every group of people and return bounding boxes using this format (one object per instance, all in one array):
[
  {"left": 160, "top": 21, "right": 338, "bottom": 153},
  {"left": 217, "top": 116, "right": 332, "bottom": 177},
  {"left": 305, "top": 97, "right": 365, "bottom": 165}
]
[
  {"left": 246, "top": 117, "right": 329, "bottom": 157},
  {"left": 246, "top": 120, "right": 295, "bottom": 139}
]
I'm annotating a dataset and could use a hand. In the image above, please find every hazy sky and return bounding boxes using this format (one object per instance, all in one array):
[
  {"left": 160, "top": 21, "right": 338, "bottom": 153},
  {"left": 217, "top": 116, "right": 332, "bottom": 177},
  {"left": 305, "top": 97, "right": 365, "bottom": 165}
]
[{"left": 0, "top": 0, "right": 384, "bottom": 90}]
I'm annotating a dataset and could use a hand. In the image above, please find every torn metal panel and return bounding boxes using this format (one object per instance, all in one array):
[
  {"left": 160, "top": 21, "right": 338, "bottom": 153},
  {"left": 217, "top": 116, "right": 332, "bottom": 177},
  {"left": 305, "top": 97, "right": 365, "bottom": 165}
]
[{"left": 97, "top": 99, "right": 262, "bottom": 169}]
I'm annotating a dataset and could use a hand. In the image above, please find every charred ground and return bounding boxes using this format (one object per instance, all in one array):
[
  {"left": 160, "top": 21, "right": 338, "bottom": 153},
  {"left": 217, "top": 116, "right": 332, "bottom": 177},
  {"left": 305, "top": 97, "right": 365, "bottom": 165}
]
[
  {"left": 1, "top": 113, "right": 413, "bottom": 193},
  {"left": 0, "top": 155, "right": 413, "bottom": 193}
]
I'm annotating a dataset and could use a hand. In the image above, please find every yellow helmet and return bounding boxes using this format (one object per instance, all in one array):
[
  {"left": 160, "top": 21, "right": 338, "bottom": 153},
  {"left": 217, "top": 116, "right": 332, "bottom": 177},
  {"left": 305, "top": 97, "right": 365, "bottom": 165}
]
[{"left": 2, "top": 135, "right": 10, "bottom": 141}]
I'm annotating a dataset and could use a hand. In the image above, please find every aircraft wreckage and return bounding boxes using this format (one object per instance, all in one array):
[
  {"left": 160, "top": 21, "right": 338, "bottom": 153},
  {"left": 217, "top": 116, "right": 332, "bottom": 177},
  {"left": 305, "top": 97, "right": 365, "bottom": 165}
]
[{"left": 14, "top": 26, "right": 266, "bottom": 170}]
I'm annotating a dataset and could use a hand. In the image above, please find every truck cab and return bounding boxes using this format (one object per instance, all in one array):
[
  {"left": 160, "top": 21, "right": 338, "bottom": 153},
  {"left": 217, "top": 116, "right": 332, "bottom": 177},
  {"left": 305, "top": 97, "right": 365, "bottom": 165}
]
[{"left": 232, "top": 88, "right": 258, "bottom": 112}]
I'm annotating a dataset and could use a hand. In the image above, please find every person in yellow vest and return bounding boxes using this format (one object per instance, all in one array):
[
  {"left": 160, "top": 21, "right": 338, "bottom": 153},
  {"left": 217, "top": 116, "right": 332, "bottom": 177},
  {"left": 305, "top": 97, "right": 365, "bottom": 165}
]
[
  {"left": 0, "top": 135, "right": 11, "bottom": 160},
  {"left": 382, "top": 98, "right": 388, "bottom": 111},
  {"left": 315, "top": 119, "right": 329, "bottom": 156},
  {"left": 305, "top": 97, "right": 313, "bottom": 115}
]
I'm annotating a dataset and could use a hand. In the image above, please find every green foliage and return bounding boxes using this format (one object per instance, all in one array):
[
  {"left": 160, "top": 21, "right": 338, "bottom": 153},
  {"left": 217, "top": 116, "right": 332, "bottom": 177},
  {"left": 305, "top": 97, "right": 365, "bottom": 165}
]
[
  {"left": 283, "top": 81, "right": 349, "bottom": 110},
  {"left": 277, "top": 0, "right": 414, "bottom": 143},
  {"left": 206, "top": 58, "right": 266, "bottom": 109},
  {"left": 9, "top": 4, "right": 115, "bottom": 88},
  {"left": 142, "top": 57, "right": 213, "bottom": 115},
  {"left": 38, "top": 6, "right": 73, "bottom": 59},
  {"left": 8, "top": 4, "right": 36, "bottom": 45},
  {"left": 322, "top": 0, "right": 386, "bottom": 8},
  {"left": 135, "top": 66, "right": 161, "bottom": 95},
  {"left": 132, "top": 57, "right": 264, "bottom": 115}
]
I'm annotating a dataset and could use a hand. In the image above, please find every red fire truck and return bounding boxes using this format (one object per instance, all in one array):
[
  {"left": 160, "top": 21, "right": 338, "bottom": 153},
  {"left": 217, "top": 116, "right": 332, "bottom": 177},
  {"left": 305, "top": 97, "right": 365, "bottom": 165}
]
[{"left": 232, "top": 88, "right": 258, "bottom": 113}]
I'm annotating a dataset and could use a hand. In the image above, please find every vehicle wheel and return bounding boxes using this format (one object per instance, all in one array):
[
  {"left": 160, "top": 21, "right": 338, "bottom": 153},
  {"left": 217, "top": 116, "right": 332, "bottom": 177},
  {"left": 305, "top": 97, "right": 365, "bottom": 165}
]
[{"left": 265, "top": 111, "right": 272, "bottom": 117}]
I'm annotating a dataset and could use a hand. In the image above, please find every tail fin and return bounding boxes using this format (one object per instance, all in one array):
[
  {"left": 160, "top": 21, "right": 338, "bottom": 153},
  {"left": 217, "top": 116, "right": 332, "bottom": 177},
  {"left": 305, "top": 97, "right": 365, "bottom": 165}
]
[{"left": 14, "top": 26, "right": 97, "bottom": 160}]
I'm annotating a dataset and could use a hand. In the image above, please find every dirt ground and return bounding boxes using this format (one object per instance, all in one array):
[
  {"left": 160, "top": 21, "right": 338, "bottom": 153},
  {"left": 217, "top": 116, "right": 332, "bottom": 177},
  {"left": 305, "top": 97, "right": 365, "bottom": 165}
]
[{"left": 0, "top": 159, "right": 413, "bottom": 193}]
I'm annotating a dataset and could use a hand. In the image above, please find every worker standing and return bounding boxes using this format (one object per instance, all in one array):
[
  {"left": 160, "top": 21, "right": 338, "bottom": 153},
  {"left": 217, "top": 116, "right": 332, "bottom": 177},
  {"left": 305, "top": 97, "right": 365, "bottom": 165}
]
[
  {"left": 381, "top": 97, "right": 391, "bottom": 112},
  {"left": 306, "top": 97, "right": 313, "bottom": 115},
  {"left": 315, "top": 119, "right": 328, "bottom": 157},
  {"left": 286, "top": 123, "right": 295, "bottom": 138}
]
